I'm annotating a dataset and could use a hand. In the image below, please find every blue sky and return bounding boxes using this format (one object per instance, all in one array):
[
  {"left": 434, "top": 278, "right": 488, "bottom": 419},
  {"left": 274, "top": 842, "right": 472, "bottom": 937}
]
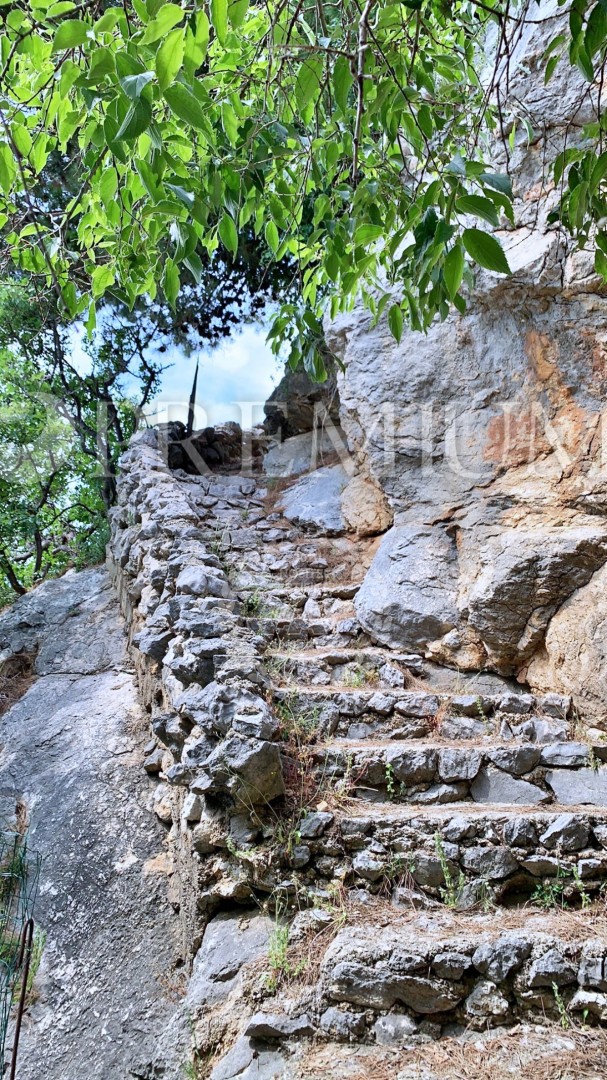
[
  {"left": 70, "top": 318, "right": 283, "bottom": 428},
  {"left": 144, "top": 322, "right": 283, "bottom": 428}
]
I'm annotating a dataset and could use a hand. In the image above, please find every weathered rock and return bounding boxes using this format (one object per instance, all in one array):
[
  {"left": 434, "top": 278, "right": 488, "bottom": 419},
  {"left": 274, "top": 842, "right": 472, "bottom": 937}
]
[
  {"left": 319, "top": 1007, "right": 367, "bottom": 1041},
  {"left": 175, "top": 565, "right": 231, "bottom": 599},
  {"left": 192, "top": 735, "right": 284, "bottom": 804},
  {"left": 527, "top": 949, "right": 578, "bottom": 987},
  {"left": 470, "top": 767, "right": 549, "bottom": 805},
  {"left": 465, "top": 528, "right": 607, "bottom": 672},
  {"left": 278, "top": 465, "right": 350, "bottom": 534},
  {"left": 299, "top": 811, "right": 335, "bottom": 839},
  {"left": 341, "top": 474, "right": 394, "bottom": 537},
  {"left": 539, "top": 743, "right": 589, "bottom": 768},
  {"left": 526, "top": 564, "right": 607, "bottom": 726},
  {"left": 472, "top": 937, "right": 532, "bottom": 982},
  {"left": 263, "top": 365, "right": 340, "bottom": 438},
  {"left": 486, "top": 746, "right": 541, "bottom": 776},
  {"left": 503, "top": 817, "right": 538, "bottom": 849},
  {"left": 433, "top": 953, "right": 471, "bottom": 980},
  {"left": 354, "top": 526, "right": 459, "bottom": 651},
  {"left": 438, "top": 748, "right": 483, "bottom": 783},
  {"left": 244, "top": 1012, "right": 315, "bottom": 1040},
  {"left": 373, "top": 1014, "right": 418, "bottom": 1046},
  {"left": 569, "top": 989, "right": 607, "bottom": 1021},
  {"left": 465, "top": 981, "right": 510, "bottom": 1019},
  {"left": 545, "top": 768, "right": 607, "bottom": 805},
  {"left": 0, "top": 571, "right": 181, "bottom": 1079},
  {"left": 460, "top": 847, "right": 518, "bottom": 880},
  {"left": 263, "top": 429, "right": 341, "bottom": 477},
  {"left": 539, "top": 814, "right": 590, "bottom": 852}
]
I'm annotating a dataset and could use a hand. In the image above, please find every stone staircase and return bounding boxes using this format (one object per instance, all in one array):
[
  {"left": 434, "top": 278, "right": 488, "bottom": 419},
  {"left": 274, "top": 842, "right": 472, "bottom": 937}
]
[{"left": 109, "top": 433, "right": 607, "bottom": 1077}]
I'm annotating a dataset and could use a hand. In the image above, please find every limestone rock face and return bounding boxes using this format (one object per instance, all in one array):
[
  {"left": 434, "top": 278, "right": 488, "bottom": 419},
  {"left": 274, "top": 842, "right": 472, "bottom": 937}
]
[{"left": 326, "top": 5, "right": 607, "bottom": 718}]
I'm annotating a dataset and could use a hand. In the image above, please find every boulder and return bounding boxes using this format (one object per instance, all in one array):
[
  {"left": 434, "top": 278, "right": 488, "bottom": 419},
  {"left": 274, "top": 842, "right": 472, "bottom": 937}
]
[
  {"left": 340, "top": 474, "right": 393, "bottom": 537},
  {"left": 263, "top": 365, "right": 340, "bottom": 438},
  {"left": 465, "top": 527, "right": 607, "bottom": 672},
  {"left": 319, "top": 1008, "right": 367, "bottom": 1041},
  {"left": 460, "top": 847, "right": 518, "bottom": 880},
  {"left": 278, "top": 465, "right": 350, "bottom": 535},
  {"left": 539, "top": 743, "right": 589, "bottom": 768},
  {"left": 526, "top": 564, "right": 607, "bottom": 726},
  {"left": 355, "top": 526, "right": 459, "bottom": 651},
  {"left": 465, "top": 981, "right": 510, "bottom": 1019}
]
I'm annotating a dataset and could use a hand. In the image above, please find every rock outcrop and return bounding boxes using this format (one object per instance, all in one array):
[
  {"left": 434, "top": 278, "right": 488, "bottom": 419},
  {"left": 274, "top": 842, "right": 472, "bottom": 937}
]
[
  {"left": 325, "top": 3, "right": 607, "bottom": 724},
  {"left": 0, "top": 569, "right": 180, "bottom": 1079}
]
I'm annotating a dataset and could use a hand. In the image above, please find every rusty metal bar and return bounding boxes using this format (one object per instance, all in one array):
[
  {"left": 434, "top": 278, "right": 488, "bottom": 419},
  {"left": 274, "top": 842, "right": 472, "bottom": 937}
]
[{"left": 9, "top": 916, "right": 34, "bottom": 1080}]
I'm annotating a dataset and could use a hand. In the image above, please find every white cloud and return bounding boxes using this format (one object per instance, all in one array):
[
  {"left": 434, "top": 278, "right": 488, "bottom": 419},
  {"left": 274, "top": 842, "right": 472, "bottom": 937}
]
[{"left": 146, "top": 322, "right": 283, "bottom": 428}]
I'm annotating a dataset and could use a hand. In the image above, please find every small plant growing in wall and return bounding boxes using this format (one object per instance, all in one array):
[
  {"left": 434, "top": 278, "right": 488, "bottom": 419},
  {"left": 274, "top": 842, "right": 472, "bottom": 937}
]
[{"left": 434, "top": 832, "right": 465, "bottom": 909}]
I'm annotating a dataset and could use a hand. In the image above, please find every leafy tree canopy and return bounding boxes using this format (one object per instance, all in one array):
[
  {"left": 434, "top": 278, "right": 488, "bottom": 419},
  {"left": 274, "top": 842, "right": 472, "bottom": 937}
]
[
  {"left": 0, "top": 0, "right": 604, "bottom": 378},
  {"left": 0, "top": 284, "right": 165, "bottom": 600}
]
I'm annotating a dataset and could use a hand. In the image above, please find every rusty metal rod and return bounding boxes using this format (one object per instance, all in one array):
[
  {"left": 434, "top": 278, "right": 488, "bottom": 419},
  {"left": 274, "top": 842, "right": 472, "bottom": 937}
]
[{"left": 9, "top": 917, "right": 34, "bottom": 1080}]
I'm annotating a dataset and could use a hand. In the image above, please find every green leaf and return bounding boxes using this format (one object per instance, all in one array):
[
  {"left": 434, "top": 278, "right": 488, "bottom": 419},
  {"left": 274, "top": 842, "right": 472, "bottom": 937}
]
[
  {"left": 0, "top": 145, "right": 16, "bottom": 192},
  {"left": 99, "top": 166, "right": 118, "bottom": 207},
  {"left": 120, "top": 72, "right": 154, "bottom": 99},
  {"left": 156, "top": 28, "right": 185, "bottom": 91},
  {"left": 595, "top": 247, "right": 607, "bottom": 278},
  {"left": 142, "top": 3, "right": 184, "bottom": 43},
  {"left": 91, "top": 263, "right": 115, "bottom": 297},
  {"left": 333, "top": 55, "right": 353, "bottom": 113},
  {"left": 11, "top": 124, "right": 32, "bottom": 158},
  {"left": 455, "top": 195, "right": 500, "bottom": 227},
  {"left": 388, "top": 303, "right": 403, "bottom": 343},
  {"left": 265, "top": 219, "right": 279, "bottom": 253},
  {"left": 228, "top": 0, "right": 248, "bottom": 28},
  {"left": 52, "top": 19, "right": 89, "bottom": 51},
  {"left": 417, "top": 104, "right": 433, "bottom": 138},
  {"left": 115, "top": 97, "right": 152, "bottom": 140},
  {"left": 162, "top": 257, "right": 180, "bottom": 306},
  {"left": 479, "top": 172, "right": 513, "bottom": 198},
  {"left": 164, "top": 84, "right": 211, "bottom": 133},
  {"left": 545, "top": 54, "right": 560, "bottom": 83},
  {"left": 218, "top": 213, "right": 238, "bottom": 255},
  {"left": 184, "top": 251, "right": 203, "bottom": 284},
  {"left": 586, "top": 0, "right": 607, "bottom": 57},
  {"left": 295, "top": 56, "right": 323, "bottom": 111},
  {"left": 462, "top": 228, "right": 511, "bottom": 275},
  {"left": 574, "top": 41, "right": 595, "bottom": 81},
  {"left": 354, "top": 223, "right": 384, "bottom": 245},
  {"left": 589, "top": 150, "right": 607, "bottom": 193},
  {"left": 221, "top": 102, "right": 239, "bottom": 146},
  {"left": 211, "top": 0, "right": 228, "bottom": 44},
  {"left": 89, "top": 48, "right": 116, "bottom": 82},
  {"left": 443, "top": 243, "right": 464, "bottom": 299}
]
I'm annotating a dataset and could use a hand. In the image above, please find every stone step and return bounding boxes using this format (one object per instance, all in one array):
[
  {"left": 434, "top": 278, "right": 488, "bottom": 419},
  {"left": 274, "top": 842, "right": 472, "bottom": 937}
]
[
  {"left": 265, "top": 646, "right": 424, "bottom": 687},
  {"left": 294, "top": 803, "right": 607, "bottom": 909},
  {"left": 313, "top": 739, "right": 607, "bottom": 807},
  {"left": 316, "top": 908, "right": 607, "bottom": 1033},
  {"left": 272, "top": 686, "right": 573, "bottom": 742}
]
